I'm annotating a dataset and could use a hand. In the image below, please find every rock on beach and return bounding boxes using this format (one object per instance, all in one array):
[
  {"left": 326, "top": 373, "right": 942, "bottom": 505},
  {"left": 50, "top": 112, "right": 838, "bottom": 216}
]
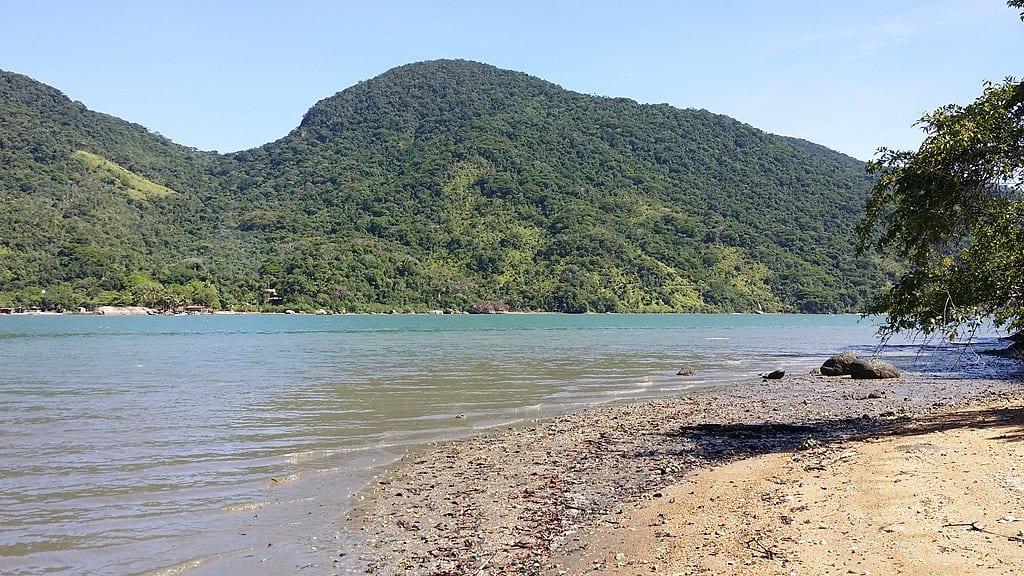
[
  {"left": 849, "top": 358, "right": 901, "bottom": 379},
  {"left": 820, "top": 351, "right": 859, "bottom": 376}
]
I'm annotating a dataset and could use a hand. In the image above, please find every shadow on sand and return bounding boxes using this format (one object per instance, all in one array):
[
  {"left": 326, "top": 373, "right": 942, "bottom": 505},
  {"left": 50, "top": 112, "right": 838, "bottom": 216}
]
[{"left": 657, "top": 405, "right": 1023, "bottom": 466}]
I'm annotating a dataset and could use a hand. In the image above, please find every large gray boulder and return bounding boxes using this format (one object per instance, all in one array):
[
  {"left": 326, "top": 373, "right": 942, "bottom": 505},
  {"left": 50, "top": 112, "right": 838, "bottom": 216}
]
[
  {"left": 820, "top": 351, "right": 859, "bottom": 376},
  {"left": 849, "top": 358, "right": 901, "bottom": 379}
]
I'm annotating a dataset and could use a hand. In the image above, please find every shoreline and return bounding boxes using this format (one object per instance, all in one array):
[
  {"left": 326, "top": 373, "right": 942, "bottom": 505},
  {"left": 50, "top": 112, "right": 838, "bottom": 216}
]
[
  {"left": 334, "top": 369, "right": 1023, "bottom": 574},
  {"left": 0, "top": 309, "right": 868, "bottom": 317}
]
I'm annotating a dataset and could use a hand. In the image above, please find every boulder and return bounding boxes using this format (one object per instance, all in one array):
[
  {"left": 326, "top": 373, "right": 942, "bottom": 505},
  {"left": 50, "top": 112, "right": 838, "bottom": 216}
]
[
  {"left": 760, "top": 369, "right": 785, "bottom": 380},
  {"left": 820, "top": 351, "right": 859, "bottom": 376},
  {"left": 982, "top": 341, "right": 1024, "bottom": 360},
  {"left": 467, "top": 300, "right": 510, "bottom": 314},
  {"left": 1002, "top": 330, "right": 1024, "bottom": 343},
  {"left": 849, "top": 358, "right": 901, "bottom": 380}
]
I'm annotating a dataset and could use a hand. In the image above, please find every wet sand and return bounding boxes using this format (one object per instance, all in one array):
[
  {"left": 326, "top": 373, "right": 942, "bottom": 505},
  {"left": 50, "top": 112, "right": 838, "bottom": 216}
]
[{"left": 335, "top": 370, "right": 1023, "bottom": 574}]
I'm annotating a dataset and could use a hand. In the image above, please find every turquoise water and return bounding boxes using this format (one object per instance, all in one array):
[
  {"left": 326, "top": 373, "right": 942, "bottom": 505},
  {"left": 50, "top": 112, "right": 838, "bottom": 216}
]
[{"left": 0, "top": 314, "right": 1006, "bottom": 574}]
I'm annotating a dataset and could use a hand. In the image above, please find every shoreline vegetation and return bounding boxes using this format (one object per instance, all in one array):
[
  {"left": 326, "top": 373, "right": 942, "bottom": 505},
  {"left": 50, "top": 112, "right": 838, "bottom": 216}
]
[
  {"left": 0, "top": 304, "right": 809, "bottom": 316},
  {"left": 0, "top": 305, "right": 478, "bottom": 316},
  {"left": 337, "top": 368, "right": 1024, "bottom": 575}
]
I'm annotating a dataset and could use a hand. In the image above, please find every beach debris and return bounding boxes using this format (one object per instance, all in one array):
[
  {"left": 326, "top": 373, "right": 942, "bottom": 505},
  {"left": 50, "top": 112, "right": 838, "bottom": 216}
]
[
  {"left": 942, "top": 521, "right": 1001, "bottom": 535},
  {"left": 804, "top": 448, "right": 861, "bottom": 471},
  {"left": 849, "top": 358, "right": 901, "bottom": 380},
  {"left": 760, "top": 370, "right": 785, "bottom": 380},
  {"left": 744, "top": 537, "right": 780, "bottom": 560},
  {"left": 799, "top": 438, "right": 822, "bottom": 450},
  {"left": 942, "top": 520, "right": 983, "bottom": 528},
  {"left": 820, "top": 351, "right": 859, "bottom": 376},
  {"left": 676, "top": 364, "right": 697, "bottom": 376}
]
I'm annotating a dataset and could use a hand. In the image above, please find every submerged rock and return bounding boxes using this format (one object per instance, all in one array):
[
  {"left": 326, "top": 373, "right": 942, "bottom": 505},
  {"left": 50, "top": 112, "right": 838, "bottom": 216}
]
[
  {"left": 849, "top": 358, "right": 901, "bottom": 379},
  {"left": 676, "top": 365, "right": 697, "bottom": 376}
]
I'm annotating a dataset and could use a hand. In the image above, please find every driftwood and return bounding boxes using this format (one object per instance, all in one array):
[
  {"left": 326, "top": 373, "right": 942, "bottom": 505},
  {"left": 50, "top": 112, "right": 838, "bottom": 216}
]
[
  {"left": 942, "top": 520, "right": 1023, "bottom": 543},
  {"left": 744, "top": 536, "right": 781, "bottom": 560}
]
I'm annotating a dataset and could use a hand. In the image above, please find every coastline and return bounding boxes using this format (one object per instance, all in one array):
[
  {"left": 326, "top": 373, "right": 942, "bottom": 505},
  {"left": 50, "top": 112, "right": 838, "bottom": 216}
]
[{"left": 335, "top": 369, "right": 1024, "bottom": 574}]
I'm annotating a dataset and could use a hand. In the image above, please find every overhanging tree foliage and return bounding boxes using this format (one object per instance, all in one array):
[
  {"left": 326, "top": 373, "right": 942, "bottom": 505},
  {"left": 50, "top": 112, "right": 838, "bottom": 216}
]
[{"left": 857, "top": 5, "right": 1024, "bottom": 339}]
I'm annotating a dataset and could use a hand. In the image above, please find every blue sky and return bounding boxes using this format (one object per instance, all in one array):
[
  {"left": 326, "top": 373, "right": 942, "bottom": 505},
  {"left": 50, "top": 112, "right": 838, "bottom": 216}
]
[{"left": 3, "top": 1, "right": 1021, "bottom": 160}]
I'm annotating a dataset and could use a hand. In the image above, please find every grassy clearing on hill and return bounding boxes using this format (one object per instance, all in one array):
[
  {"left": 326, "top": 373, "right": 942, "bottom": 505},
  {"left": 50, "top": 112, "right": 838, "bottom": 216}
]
[{"left": 73, "top": 150, "right": 177, "bottom": 200}]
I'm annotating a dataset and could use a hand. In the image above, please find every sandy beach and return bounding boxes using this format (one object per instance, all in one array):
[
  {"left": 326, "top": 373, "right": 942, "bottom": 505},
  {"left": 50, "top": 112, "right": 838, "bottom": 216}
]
[
  {"left": 336, "top": 365, "right": 1024, "bottom": 574},
  {"left": 555, "top": 401, "right": 1024, "bottom": 575}
]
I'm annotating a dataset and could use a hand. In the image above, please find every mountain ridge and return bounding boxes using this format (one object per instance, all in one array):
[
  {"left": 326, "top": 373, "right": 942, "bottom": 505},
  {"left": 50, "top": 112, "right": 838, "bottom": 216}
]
[{"left": 0, "top": 59, "right": 891, "bottom": 313}]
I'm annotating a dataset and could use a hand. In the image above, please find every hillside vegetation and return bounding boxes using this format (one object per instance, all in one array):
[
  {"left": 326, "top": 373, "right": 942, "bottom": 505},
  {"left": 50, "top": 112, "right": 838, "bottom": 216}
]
[
  {"left": 71, "top": 150, "right": 177, "bottom": 200},
  {"left": 0, "top": 60, "right": 893, "bottom": 313}
]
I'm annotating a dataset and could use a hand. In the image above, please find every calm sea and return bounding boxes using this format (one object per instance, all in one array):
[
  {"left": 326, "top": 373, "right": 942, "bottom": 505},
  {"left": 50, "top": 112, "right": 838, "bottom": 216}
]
[{"left": 0, "top": 313, "right": 1007, "bottom": 574}]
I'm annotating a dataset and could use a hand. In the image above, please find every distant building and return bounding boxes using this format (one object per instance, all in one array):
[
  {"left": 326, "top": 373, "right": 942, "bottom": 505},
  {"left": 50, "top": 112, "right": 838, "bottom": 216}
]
[{"left": 263, "top": 288, "right": 282, "bottom": 305}]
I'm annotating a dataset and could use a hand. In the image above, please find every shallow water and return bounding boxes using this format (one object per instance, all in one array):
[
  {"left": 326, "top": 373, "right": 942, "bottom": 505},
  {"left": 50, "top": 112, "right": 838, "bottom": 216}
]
[{"left": 0, "top": 313, "right": 1011, "bottom": 574}]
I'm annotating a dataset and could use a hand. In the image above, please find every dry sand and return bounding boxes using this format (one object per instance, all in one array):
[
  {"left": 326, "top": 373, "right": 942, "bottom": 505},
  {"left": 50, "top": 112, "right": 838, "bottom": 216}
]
[
  {"left": 336, "top": 370, "right": 1024, "bottom": 575},
  {"left": 555, "top": 402, "right": 1024, "bottom": 575}
]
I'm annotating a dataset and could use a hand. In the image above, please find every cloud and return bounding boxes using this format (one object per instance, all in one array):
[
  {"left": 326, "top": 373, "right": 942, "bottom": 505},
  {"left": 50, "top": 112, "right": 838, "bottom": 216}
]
[
  {"left": 798, "top": 1, "right": 1007, "bottom": 62},
  {"left": 796, "top": 15, "right": 919, "bottom": 62}
]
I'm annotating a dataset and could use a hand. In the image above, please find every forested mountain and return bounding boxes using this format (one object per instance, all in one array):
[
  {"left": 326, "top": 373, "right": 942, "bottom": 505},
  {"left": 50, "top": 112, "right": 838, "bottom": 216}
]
[{"left": 0, "top": 60, "right": 893, "bottom": 313}]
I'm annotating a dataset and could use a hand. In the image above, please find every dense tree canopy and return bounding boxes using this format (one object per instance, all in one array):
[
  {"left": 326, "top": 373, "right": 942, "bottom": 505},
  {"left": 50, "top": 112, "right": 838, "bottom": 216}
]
[
  {"left": 2, "top": 60, "right": 891, "bottom": 313},
  {"left": 857, "top": 2, "right": 1024, "bottom": 338}
]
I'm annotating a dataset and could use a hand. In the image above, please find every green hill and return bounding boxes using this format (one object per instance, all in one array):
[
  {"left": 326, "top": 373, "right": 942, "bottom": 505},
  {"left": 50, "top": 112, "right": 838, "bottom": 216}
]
[{"left": 0, "top": 60, "right": 893, "bottom": 313}]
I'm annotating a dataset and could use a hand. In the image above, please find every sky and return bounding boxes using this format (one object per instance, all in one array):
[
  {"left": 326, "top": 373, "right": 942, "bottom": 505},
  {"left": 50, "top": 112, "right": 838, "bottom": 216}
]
[{"left": 2, "top": 0, "right": 1021, "bottom": 160}]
